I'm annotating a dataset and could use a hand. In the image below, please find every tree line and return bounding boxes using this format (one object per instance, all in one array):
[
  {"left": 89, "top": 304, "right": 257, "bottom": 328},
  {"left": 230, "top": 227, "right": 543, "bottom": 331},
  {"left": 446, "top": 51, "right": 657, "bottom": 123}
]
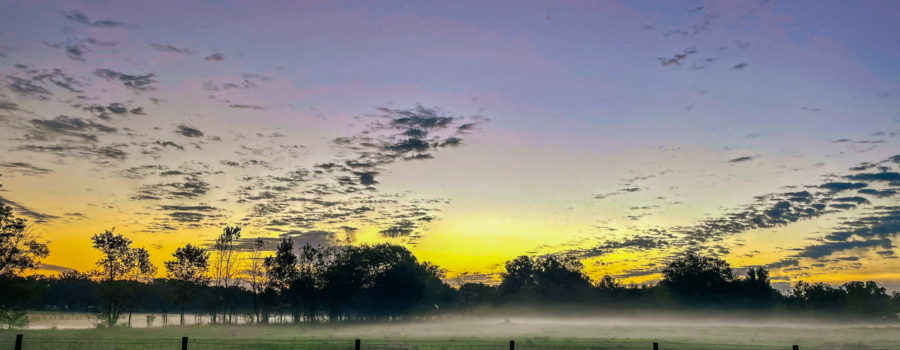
[{"left": 2, "top": 180, "right": 900, "bottom": 329}]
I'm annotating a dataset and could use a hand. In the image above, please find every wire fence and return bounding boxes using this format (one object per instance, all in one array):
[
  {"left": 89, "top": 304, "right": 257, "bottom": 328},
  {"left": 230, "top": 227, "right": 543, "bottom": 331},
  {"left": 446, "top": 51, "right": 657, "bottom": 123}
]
[{"left": 2, "top": 336, "right": 898, "bottom": 350}]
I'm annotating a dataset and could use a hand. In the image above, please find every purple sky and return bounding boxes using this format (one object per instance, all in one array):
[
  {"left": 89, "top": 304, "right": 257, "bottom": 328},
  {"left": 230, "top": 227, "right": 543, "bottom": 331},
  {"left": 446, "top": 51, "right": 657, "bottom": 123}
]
[{"left": 0, "top": 0, "right": 899, "bottom": 288}]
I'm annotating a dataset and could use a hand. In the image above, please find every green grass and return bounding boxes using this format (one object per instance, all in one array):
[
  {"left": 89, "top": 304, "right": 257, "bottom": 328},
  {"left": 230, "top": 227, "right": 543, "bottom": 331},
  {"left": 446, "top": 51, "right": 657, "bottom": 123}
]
[{"left": 2, "top": 317, "right": 899, "bottom": 350}]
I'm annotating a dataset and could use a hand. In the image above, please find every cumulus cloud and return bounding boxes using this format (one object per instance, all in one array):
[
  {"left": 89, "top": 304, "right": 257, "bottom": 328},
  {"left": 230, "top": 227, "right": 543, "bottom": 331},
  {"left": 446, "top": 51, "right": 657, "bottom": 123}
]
[
  {"left": 578, "top": 234, "right": 671, "bottom": 257},
  {"left": 571, "top": 155, "right": 900, "bottom": 272},
  {"left": 286, "top": 230, "right": 337, "bottom": 247},
  {"left": 790, "top": 206, "right": 900, "bottom": 260},
  {"left": 232, "top": 230, "right": 339, "bottom": 252},
  {"left": 130, "top": 175, "right": 210, "bottom": 201},
  {"left": 658, "top": 47, "right": 697, "bottom": 66},
  {"left": 220, "top": 107, "right": 478, "bottom": 240},
  {"left": 846, "top": 172, "right": 900, "bottom": 182},
  {"left": 380, "top": 220, "right": 417, "bottom": 238},
  {"left": 331, "top": 105, "right": 487, "bottom": 183},
  {"left": 858, "top": 189, "right": 897, "bottom": 198},
  {"left": 28, "top": 115, "right": 117, "bottom": 141},
  {"left": 204, "top": 53, "right": 226, "bottom": 61},
  {"left": 65, "top": 43, "right": 85, "bottom": 61},
  {"left": 821, "top": 182, "right": 867, "bottom": 192},
  {"left": 82, "top": 102, "right": 145, "bottom": 119},
  {"left": 17, "top": 68, "right": 86, "bottom": 94},
  {"left": 158, "top": 204, "right": 223, "bottom": 223},
  {"left": 176, "top": 125, "right": 204, "bottom": 137},
  {"left": 94, "top": 68, "right": 157, "bottom": 91},
  {"left": 7, "top": 77, "right": 52, "bottom": 98}
]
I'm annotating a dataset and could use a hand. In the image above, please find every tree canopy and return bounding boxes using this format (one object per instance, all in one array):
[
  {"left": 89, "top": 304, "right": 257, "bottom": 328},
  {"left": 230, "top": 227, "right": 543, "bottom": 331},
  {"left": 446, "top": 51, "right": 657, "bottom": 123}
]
[{"left": 0, "top": 178, "right": 48, "bottom": 277}]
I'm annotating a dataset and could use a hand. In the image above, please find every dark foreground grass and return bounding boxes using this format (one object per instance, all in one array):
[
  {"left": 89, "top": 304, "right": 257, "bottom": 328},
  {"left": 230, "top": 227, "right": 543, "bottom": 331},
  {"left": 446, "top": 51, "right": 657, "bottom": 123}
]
[{"left": 2, "top": 318, "right": 899, "bottom": 350}]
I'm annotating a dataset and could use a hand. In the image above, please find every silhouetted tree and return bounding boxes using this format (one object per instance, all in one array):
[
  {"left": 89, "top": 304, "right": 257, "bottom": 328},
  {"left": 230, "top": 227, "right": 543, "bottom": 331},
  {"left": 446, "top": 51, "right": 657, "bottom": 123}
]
[
  {"left": 729, "top": 267, "right": 779, "bottom": 308},
  {"left": 596, "top": 275, "right": 626, "bottom": 301},
  {"left": 661, "top": 252, "right": 734, "bottom": 306},
  {"left": 264, "top": 238, "right": 298, "bottom": 321},
  {"left": 842, "top": 281, "right": 892, "bottom": 318},
  {"left": 245, "top": 237, "right": 268, "bottom": 323},
  {"left": 211, "top": 225, "right": 242, "bottom": 322},
  {"left": 0, "top": 178, "right": 49, "bottom": 329},
  {"left": 892, "top": 291, "right": 900, "bottom": 317},
  {"left": 164, "top": 243, "right": 211, "bottom": 325},
  {"left": 532, "top": 255, "right": 592, "bottom": 302},
  {"left": 317, "top": 244, "right": 450, "bottom": 321},
  {"left": 90, "top": 229, "right": 156, "bottom": 327},
  {"left": 498, "top": 256, "right": 536, "bottom": 300},
  {"left": 131, "top": 278, "right": 176, "bottom": 324},
  {"left": 290, "top": 243, "right": 333, "bottom": 322},
  {"left": 3, "top": 227, "right": 899, "bottom": 322},
  {"left": 498, "top": 255, "right": 591, "bottom": 303},
  {"left": 0, "top": 178, "right": 49, "bottom": 277},
  {"left": 41, "top": 270, "right": 97, "bottom": 311},
  {"left": 457, "top": 283, "right": 497, "bottom": 308},
  {"left": 596, "top": 275, "right": 621, "bottom": 290},
  {"left": 265, "top": 238, "right": 298, "bottom": 291},
  {"left": 787, "top": 281, "right": 847, "bottom": 312}
]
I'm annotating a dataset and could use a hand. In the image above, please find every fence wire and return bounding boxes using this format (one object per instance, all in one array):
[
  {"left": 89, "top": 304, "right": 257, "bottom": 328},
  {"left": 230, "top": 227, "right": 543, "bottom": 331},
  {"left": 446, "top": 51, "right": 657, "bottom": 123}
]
[{"left": 2, "top": 337, "right": 899, "bottom": 350}]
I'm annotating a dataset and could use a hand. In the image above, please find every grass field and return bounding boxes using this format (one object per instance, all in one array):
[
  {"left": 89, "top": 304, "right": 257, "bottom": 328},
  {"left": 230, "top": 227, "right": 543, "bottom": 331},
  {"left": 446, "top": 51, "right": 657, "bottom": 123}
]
[{"left": 2, "top": 316, "right": 900, "bottom": 350}]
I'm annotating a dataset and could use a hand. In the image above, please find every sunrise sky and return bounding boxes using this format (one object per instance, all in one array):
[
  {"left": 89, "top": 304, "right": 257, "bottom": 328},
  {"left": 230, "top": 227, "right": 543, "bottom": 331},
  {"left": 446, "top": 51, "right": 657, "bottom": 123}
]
[{"left": 0, "top": 0, "right": 898, "bottom": 290}]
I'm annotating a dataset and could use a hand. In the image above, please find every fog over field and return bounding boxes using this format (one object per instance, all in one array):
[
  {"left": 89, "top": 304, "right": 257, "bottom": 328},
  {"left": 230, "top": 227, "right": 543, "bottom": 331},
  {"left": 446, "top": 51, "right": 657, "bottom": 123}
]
[
  {"left": 27, "top": 311, "right": 899, "bottom": 331},
  {"left": 10, "top": 313, "right": 900, "bottom": 348},
  {"left": 270, "top": 315, "right": 900, "bottom": 343}
]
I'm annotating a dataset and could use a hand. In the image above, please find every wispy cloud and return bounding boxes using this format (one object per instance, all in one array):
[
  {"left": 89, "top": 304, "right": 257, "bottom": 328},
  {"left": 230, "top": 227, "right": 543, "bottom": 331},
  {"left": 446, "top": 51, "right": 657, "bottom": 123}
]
[
  {"left": 60, "top": 10, "right": 126, "bottom": 28},
  {"left": 94, "top": 69, "right": 157, "bottom": 91}
]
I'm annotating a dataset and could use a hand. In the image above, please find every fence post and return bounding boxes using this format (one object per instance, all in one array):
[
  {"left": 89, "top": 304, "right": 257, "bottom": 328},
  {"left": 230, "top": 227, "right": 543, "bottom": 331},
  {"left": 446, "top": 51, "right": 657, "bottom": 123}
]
[
  {"left": 182, "top": 336, "right": 189, "bottom": 350},
  {"left": 652, "top": 342, "right": 659, "bottom": 350},
  {"left": 15, "top": 334, "right": 23, "bottom": 350},
  {"left": 355, "top": 338, "right": 361, "bottom": 350},
  {"left": 509, "top": 340, "right": 515, "bottom": 350},
  {"left": 792, "top": 346, "right": 798, "bottom": 350}
]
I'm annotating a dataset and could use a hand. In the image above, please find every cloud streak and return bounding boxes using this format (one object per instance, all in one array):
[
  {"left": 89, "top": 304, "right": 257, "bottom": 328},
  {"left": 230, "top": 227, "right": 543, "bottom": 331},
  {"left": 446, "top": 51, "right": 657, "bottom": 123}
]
[{"left": 60, "top": 10, "right": 126, "bottom": 28}]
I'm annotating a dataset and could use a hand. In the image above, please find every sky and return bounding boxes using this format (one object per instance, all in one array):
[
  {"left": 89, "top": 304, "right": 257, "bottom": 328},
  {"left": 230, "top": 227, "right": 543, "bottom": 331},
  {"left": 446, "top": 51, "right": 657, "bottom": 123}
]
[{"left": 0, "top": 0, "right": 899, "bottom": 290}]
